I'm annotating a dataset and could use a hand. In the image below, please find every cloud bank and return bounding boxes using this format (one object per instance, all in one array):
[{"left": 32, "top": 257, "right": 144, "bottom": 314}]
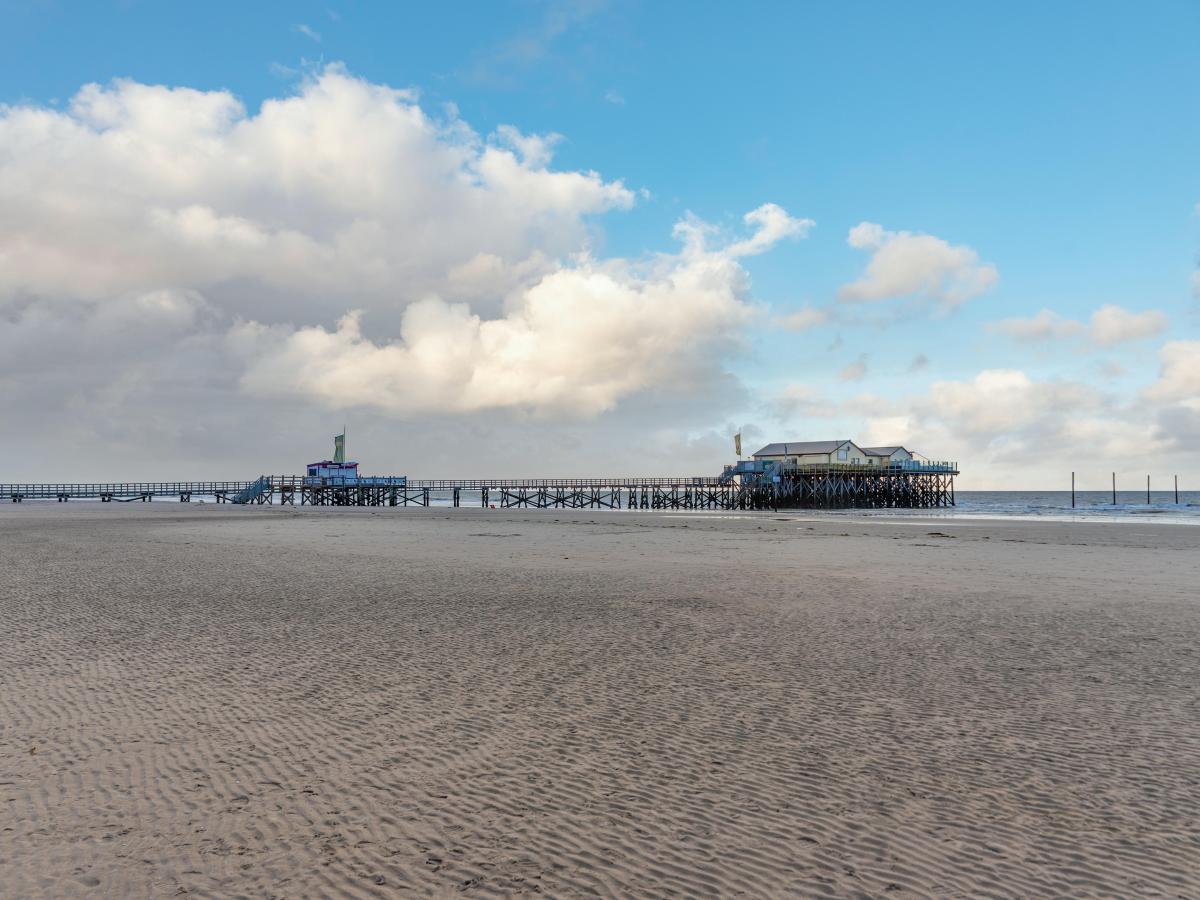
[
  {"left": 991, "top": 304, "right": 1168, "bottom": 346},
  {"left": 1, "top": 67, "right": 1192, "bottom": 486},
  {"left": 237, "top": 209, "right": 800, "bottom": 417},
  {"left": 0, "top": 67, "right": 812, "bottom": 475},
  {"left": 839, "top": 222, "right": 998, "bottom": 308}
]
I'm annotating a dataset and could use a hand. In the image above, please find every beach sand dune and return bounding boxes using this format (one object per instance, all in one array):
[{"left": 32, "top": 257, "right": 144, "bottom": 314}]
[{"left": 1, "top": 506, "right": 1198, "bottom": 897}]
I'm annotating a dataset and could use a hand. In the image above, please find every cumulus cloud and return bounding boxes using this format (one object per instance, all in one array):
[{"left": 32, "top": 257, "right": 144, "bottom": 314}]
[
  {"left": 1141, "top": 341, "right": 1200, "bottom": 454},
  {"left": 237, "top": 207, "right": 802, "bottom": 417},
  {"left": 990, "top": 309, "right": 1085, "bottom": 342},
  {"left": 723, "top": 203, "right": 813, "bottom": 257},
  {"left": 0, "top": 66, "right": 634, "bottom": 322},
  {"left": 1143, "top": 341, "right": 1200, "bottom": 405},
  {"left": 0, "top": 67, "right": 812, "bottom": 475},
  {"left": 839, "top": 222, "right": 997, "bottom": 307},
  {"left": 769, "top": 384, "right": 836, "bottom": 421},
  {"left": 776, "top": 304, "right": 830, "bottom": 332},
  {"left": 1088, "top": 304, "right": 1169, "bottom": 346},
  {"left": 838, "top": 355, "right": 868, "bottom": 382},
  {"left": 991, "top": 304, "right": 1168, "bottom": 346},
  {"left": 854, "top": 358, "right": 1200, "bottom": 488}
]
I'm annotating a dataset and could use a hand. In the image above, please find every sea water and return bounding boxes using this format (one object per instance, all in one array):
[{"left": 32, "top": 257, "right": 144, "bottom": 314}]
[{"left": 833, "top": 490, "right": 1200, "bottom": 524}]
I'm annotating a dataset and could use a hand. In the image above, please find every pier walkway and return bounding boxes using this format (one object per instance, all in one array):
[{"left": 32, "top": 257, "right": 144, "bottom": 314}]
[{"left": 2, "top": 464, "right": 957, "bottom": 510}]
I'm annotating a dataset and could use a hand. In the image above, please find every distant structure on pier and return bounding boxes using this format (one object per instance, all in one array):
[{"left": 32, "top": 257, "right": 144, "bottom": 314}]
[
  {"left": 716, "top": 437, "right": 957, "bottom": 507},
  {"left": 304, "top": 431, "right": 406, "bottom": 487},
  {"left": 748, "top": 439, "right": 919, "bottom": 467}
]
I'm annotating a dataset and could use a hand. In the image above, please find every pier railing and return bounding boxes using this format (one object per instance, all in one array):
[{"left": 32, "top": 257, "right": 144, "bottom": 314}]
[
  {"left": 0, "top": 481, "right": 255, "bottom": 499},
  {"left": 2, "top": 465, "right": 958, "bottom": 509},
  {"left": 275, "top": 475, "right": 725, "bottom": 489}
]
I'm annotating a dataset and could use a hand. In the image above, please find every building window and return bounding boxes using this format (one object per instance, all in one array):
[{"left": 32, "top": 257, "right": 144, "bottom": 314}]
[{"left": 837, "top": 449, "right": 848, "bottom": 460}]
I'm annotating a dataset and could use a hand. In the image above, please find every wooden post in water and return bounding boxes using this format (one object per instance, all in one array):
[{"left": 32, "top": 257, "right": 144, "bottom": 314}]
[
  {"left": 1112, "top": 472, "right": 1116, "bottom": 505},
  {"left": 1147, "top": 474, "right": 1151, "bottom": 505},
  {"left": 1071, "top": 471, "right": 1075, "bottom": 508},
  {"left": 1175, "top": 475, "right": 1179, "bottom": 504}
]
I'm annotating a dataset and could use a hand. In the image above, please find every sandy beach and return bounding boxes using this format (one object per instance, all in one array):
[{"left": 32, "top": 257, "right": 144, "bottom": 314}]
[{"left": 1, "top": 504, "right": 1197, "bottom": 898}]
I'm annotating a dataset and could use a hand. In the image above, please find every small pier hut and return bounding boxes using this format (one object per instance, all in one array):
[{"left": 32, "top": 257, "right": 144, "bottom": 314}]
[
  {"left": 302, "top": 431, "right": 407, "bottom": 495},
  {"left": 306, "top": 431, "right": 359, "bottom": 482},
  {"left": 306, "top": 460, "right": 360, "bottom": 481}
]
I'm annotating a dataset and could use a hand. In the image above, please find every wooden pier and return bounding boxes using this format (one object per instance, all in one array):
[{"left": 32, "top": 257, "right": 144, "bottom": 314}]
[{"left": 1, "top": 465, "right": 957, "bottom": 510}]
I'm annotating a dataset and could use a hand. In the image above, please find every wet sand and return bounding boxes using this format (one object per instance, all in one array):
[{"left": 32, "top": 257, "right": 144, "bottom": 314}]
[{"left": 1, "top": 504, "right": 1198, "bottom": 898}]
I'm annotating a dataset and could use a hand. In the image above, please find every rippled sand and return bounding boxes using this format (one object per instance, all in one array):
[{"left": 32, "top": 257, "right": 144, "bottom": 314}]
[{"left": 2, "top": 505, "right": 1198, "bottom": 897}]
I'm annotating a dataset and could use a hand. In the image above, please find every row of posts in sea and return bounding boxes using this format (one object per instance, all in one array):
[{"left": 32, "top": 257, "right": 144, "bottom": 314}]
[
  {"left": 1, "top": 468, "right": 957, "bottom": 510},
  {"left": 1071, "top": 472, "right": 1186, "bottom": 506}
]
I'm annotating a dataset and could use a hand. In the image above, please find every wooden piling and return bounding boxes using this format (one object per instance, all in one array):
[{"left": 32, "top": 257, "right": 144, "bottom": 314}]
[
  {"left": 1112, "top": 472, "right": 1116, "bottom": 505},
  {"left": 1071, "top": 471, "right": 1075, "bottom": 508}
]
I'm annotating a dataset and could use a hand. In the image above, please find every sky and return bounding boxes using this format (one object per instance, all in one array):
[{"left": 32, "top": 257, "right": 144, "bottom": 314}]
[{"left": 1, "top": 0, "right": 1198, "bottom": 488}]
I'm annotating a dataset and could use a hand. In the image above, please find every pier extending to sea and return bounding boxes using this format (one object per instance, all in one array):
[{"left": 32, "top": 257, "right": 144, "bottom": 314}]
[{"left": 1, "top": 462, "right": 957, "bottom": 510}]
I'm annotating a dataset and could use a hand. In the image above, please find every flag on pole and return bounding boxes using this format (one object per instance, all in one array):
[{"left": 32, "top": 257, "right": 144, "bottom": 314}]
[
  {"left": 333, "top": 432, "right": 346, "bottom": 464},
  {"left": 734, "top": 432, "right": 742, "bottom": 457}
]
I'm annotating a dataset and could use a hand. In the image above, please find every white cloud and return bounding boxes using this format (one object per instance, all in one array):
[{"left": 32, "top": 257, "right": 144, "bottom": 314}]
[
  {"left": 237, "top": 209, "right": 800, "bottom": 416},
  {"left": 770, "top": 384, "right": 836, "bottom": 421},
  {"left": 853, "top": 359, "right": 1200, "bottom": 487},
  {"left": 723, "top": 203, "right": 813, "bottom": 257},
  {"left": 839, "top": 356, "right": 868, "bottom": 381},
  {"left": 294, "top": 23, "right": 322, "bottom": 42},
  {"left": 493, "top": 123, "right": 561, "bottom": 168},
  {"left": 1089, "top": 304, "right": 1169, "bottom": 346},
  {"left": 0, "top": 67, "right": 812, "bottom": 436},
  {"left": 1143, "top": 340, "right": 1200, "bottom": 405},
  {"left": 839, "top": 222, "right": 998, "bottom": 307},
  {"left": 776, "top": 305, "right": 830, "bottom": 332},
  {"left": 603, "top": 89, "right": 625, "bottom": 106},
  {"left": 0, "top": 66, "right": 634, "bottom": 321},
  {"left": 991, "top": 304, "right": 1168, "bottom": 346},
  {"left": 921, "top": 369, "right": 1096, "bottom": 436},
  {"left": 990, "top": 309, "right": 1085, "bottom": 342}
]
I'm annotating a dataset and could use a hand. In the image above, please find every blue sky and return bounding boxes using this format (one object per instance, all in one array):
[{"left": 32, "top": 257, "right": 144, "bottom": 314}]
[{"left": 1, "top": 1, "right": 1198, "bottom": 485}]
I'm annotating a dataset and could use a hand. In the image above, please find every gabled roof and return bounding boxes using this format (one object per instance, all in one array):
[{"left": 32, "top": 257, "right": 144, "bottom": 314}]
[
  {"left": 862, "top": 446, "right": 907, "bottom": 456},
  {"left": 752, "top": 440, "right": 850, "bottom": 457}
]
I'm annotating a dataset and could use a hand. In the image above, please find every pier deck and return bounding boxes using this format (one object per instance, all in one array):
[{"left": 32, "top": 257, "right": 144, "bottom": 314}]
[{"left": 2, "top": 464, "right": 956, "bottom": 510}]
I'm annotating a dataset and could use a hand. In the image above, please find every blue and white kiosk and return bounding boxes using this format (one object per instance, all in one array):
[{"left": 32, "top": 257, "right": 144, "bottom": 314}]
[{"left": 304, "top": 433, "right": 406, "bottom": 486}]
